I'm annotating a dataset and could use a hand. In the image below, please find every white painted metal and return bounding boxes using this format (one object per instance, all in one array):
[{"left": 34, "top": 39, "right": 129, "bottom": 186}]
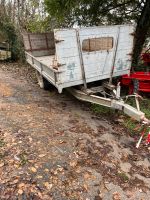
[
  {"left": 68, "top": 88, "right": 145, "bottom": 122},
  {"left": 54, "top": 29, "right": 82, "bottom": 85},
  {"left": 54, "top": 25, "right": 134, "bottom": 92},
  {"left": 24, "top": 25, "right": 135, "bottom": 93}
]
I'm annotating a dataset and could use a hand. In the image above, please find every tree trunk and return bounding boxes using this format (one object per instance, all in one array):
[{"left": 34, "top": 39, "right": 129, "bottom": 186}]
[{"left": 132, "top": 0, "right": 150, "bottom": 67}]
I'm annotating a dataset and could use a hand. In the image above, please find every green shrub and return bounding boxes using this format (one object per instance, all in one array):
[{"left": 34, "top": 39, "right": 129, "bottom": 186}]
[{"left": 0, "top": 18, "right": 24, "bottom": 61}]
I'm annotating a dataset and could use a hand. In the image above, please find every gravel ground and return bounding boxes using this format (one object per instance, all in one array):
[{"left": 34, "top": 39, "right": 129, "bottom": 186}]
[{"left": 0, "top": 62, "right": 150, "bottom": 200}]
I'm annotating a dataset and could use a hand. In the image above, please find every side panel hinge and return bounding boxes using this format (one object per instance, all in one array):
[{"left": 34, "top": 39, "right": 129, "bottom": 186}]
[{"left": 55, "top": 38, "right": 64, "bottom": 43}]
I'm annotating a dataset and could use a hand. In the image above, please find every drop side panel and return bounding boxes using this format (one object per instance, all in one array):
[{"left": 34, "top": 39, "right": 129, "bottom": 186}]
[
  {"left": 79, "top": 25, "right": 134, "bottom": 81},
  {"left": 54, "top": 29, "right": 82, "bottom": 86}
]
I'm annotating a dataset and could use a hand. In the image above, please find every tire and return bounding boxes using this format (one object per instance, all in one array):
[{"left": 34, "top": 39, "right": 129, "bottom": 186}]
[{"left": 36, "top": 71, "right": 51, "bottom": 90}]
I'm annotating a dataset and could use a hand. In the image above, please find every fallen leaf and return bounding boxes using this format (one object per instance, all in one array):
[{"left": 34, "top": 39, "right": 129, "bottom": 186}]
[
  {"left": 59, "top": 140, "right": 66, "bottom": 144},
  {"left": 39, "top": 154, "right": 46, "bottom": 158},
  {"left": 12, "top": 179, "right": 19, "bottom": 184},
  {"left": 113, "top": 192, "right": 121, "bottom": 200},
  {"left": 70, "top": 160, "right": 78, "bottom": 167},
  {"left": 14, "top": 155, "right": 20, "bottom": 161},
  {"left": 14, "top": 164, "right": 20, "bottom": 168},
  {"left": 30, "top": 188, "right": 36, "bottom": 193},
  {"left": 44, "top": 182, "right": 53, "bottom": 190},
  {"left": 139, "top": 189, "right": 143, "bottom": 193},
  {"left": 37, "top": 192, "right": 43, "bottom": 198},
  {"left": 36, "top": 175, "right": 43, "bottom": 179},
  {"left": 84, "top": 172, "right": 91, "bottom": 180},
  {"left": 57, "top": 167, "right": 63, "bottom": 172},
  {"left": 83, "top": 184, "right": 88, "bottom": 191},
  {"left": 53, "top": 170, "right": 58, "bottom": 175},
  {"left": 76, "top": 169, "right": 81, "bottom": 173},
  {"left": 30, "top": 167, "right": 37, "bottom": 173},
  {"left": 0, "top": 162, "right": 4, "bottom": 167},
  {"left": 28, "top": 160, "right": 34, "bottom": 163},
  {"left": 18, "top": 183, "right": 25, "bottom": 188},
  {"left": 18, "top": 189, "right": 23, "bottom": 195},
  {"left": 29, "top": 137, "right": 33, "bottom": 142},
  {"left": 8, "top": 159, "right": 14, "bottom": 164}
]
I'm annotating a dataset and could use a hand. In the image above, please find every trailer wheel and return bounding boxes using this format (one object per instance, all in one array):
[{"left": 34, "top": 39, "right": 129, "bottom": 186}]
[{"left": 36, "top": 71, "right": 51, "bottom": 90}]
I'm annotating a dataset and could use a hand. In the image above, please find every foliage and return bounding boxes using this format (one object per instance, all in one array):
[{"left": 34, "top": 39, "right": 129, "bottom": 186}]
[
  {"left": 44, "top": 0, "right": 150, "bottom": 65},
  {"left": 0, "top": 19, "right": 24, "bottom": 61},
  {"left": 91, "top": 104, "right": 113, "bottom": 115},
  {"left": 44, "top": 0, "right": 145, "bottom": 27},
  {"left": 117, "top": 172, "right": 129, "bottom": 182},
  {"left": 0, "top": 0, "right": 49, "bottom": 60},
  {"left": 91, "top": 95, "right": 150, "bottom": 135},
  {"left": 26, "top": 16, "right": 52, "bottom": 33},
  {"left": 0, "top": 0, "right": 149, "bottom": 62},
  {"left": 126, "top": 97, "right": 150, "bottom": 119},
  {"left": 122, "top": 97, "right": 150, "bottom": 134}
]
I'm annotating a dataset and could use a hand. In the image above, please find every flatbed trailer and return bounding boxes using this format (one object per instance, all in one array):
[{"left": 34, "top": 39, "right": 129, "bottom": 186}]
[
  {"left": 23, "top": 25, "right": 150, "bottom": 124},
  {"left": 0, "top": 42, "right": 11, "bottom": 60}
]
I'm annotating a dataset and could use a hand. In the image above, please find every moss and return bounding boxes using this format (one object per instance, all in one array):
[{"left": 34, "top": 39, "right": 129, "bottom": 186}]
[
  {"left": 0, "top": 139, "right": 5, "bottom": 148},
  {"left": 117, "top": 172, "right": 129, "bottom": 182},
  {"left": 19, "top": 152, "right": 28, "bottom": 166}
]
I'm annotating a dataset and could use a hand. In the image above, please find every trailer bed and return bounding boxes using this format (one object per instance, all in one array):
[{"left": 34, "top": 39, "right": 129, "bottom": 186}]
[
  {"left": 23, "top": 26, "right": 150, "bottom": 126},
  {"left": 36, "top": 56, "right": 55, "bottom": 68},
  {"left": 23, "top": 25, "right": 135, "bottom": 93}
]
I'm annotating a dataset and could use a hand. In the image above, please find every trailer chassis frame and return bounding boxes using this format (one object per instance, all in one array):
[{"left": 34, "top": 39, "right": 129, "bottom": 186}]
[{"left": 67, "top": 87, "right": 149, "bottom": 124}]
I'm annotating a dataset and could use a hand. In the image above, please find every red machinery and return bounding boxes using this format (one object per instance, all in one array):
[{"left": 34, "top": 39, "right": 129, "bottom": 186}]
[
  {"left": 121, "top": 52, "right": 150, "bottom": 94},
  {"left": 142, "top": 52, "right": 150, "bottom": 66}
]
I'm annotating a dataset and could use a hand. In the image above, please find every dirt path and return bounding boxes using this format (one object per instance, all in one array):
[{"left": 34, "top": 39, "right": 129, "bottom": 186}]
[{"left": 0, "top": 63, "right": 150, "bottom": 200}]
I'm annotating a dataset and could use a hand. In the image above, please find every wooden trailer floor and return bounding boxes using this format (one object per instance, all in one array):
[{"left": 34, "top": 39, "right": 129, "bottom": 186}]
[{"left": 36, "top": 55, "right": 55, "bottom": 68}]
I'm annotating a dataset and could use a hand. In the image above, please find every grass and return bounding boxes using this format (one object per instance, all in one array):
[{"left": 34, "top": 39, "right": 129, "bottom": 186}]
[
  {"left": 19, "top": 152, "right": 28, "bottom": 166},
  {"left": 91, "top": 103, "right": 115, "bottom": 115},
  {"left": 117, "top": 172, "right": 129, "bottom": 182},
  {"left": 91, "top": 96, "right": 150, "bottom": 135},
  {"left": 0, "top": 139, "right": 5, "bottom": 148},
  {"left": 0, "top": 153, "right": 5, "bottom": 160},
  {"left": 123, "top": 97, "right": 150, "bottom": 134},
  {"left": 126, "top": 96, "right": 150, "bottom": 119}
]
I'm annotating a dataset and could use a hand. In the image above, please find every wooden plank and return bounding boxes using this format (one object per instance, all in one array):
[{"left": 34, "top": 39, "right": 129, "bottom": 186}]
[
  {"left": 82, "top": 37, "right": 113, "bottom": 52},
  {"left": 22, "top": 32, "right": 55, "bottom": 56}
]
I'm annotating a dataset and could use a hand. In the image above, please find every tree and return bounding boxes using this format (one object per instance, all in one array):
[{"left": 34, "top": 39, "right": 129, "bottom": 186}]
[
  {"left": 132, "top": 0, "right": 150, "bottom": 65},
  {"left": 44, "top": 0, "right": 143, "bottom": 26},
  {"left": 44, "top": 0, "right": 150, "bottom": 65},
  {"left": 0, "top": 0, "right": 48, "bottom": 60}
]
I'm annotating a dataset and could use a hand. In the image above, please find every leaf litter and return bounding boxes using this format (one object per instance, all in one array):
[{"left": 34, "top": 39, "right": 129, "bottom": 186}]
[{"left": 0, "top": 62, "right": 150, "bottom": 199}]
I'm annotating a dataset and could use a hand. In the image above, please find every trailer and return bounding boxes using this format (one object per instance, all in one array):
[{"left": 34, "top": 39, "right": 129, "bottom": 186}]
[
  {"left": 23, "top": 25, "right": 150, "bottom": 124},
  {"left": 0, "top": 42, "right": 11, "bottom": 60}
]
